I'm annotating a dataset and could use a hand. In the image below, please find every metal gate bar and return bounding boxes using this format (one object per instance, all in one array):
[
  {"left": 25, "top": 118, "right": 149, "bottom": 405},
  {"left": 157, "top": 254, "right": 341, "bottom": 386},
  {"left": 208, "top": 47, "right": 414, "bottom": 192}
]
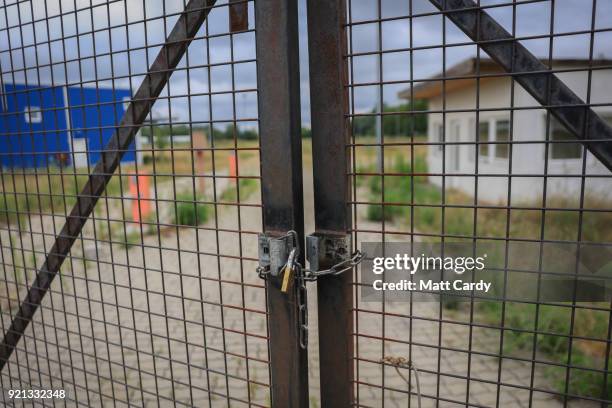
[
  {"left": 0, "top": 1, "right": 611, "bottom": 406},
  {"left": 344, "top": 0, "right": 612, "bottom": 406},
  {"left": 306, "top": 0, "right": 354, "bottom": 406},
  {"left": 255, "top": 0, "right": 309, "bottom": 406},
  {"left": 0, "top": 0, "right": 217, "bottom": 371}
]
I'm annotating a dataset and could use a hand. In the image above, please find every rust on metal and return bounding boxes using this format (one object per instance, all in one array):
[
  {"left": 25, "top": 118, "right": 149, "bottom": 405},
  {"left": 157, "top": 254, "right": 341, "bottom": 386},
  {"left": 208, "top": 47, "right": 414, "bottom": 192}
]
[
  {"left": 255, "top": 0, "right": 309, "bottom": 406},
  {"left": 229, "top": 0, "right": 248, "bottom": 32},
  {"left": 0, "top": 0, "right": 218, "bottom": 370},
  {"left": 307, "top": 0, "right": 354, "bottom": 406}
]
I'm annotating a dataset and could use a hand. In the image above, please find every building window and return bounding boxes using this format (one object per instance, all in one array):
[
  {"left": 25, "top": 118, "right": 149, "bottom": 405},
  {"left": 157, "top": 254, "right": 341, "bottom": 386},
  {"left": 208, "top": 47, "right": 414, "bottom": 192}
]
[
  {"left": 24, "top": 106, "right": 42, "bottom": 124},
  {"left": 478, "top": 121, "right": 489, "bottom": 158},
  {"left": 477, "top": 118, "right": 510, "bottom": 160},
  {"left": 548, "top": 116, "right": 582, "bottom": 159},
  {"left": 495, "top": 119, "right": 510, "bottom": 159},
  {"left": 437, "top": 124, "right": 444, "bottom": 152}
]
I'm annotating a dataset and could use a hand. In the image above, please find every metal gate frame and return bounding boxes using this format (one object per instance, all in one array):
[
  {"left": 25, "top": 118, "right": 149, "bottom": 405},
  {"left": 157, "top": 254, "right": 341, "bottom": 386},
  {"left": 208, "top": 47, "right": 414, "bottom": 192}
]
[
  {"left": 0, "top": 0, "right": 309, "bottom": 405},
  {"left": 305, "top": 0, "right": 612, "bottom": 406},
  {"left": 1, "top": 0, "right": 612, "bottom": 406},
  {"left": 307, "top": 1, "right": 354, "bottom": 406},
  {"left": 255, "top": 0, "right": 309, "bottom": 406}
]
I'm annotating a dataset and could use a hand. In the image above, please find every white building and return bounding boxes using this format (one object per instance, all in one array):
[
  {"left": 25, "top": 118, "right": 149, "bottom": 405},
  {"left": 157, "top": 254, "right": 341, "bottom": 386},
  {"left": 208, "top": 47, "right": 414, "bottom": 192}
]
[{"left": 398, "top": 58, "right": 612, "bottom": 203}]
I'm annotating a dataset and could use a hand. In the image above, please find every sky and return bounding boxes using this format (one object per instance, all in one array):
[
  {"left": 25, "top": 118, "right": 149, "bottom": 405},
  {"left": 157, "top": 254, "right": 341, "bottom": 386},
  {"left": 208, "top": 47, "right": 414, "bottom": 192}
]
[{"left": 0, "top": 0, "right": 611, "bottom": 129}]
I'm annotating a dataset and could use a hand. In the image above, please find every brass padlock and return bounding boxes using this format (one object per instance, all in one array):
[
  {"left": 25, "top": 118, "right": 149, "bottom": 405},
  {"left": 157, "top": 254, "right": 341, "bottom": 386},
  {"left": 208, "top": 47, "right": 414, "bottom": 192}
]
[{"left": 281, "top": 248, "right": 297, "bottom": 293}]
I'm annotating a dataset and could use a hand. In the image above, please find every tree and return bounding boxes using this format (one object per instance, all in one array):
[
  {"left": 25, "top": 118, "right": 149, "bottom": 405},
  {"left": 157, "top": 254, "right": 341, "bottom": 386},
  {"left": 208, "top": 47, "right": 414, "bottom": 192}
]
[{"left": 352, "top": 100, "right": 428, "bottom": 137}]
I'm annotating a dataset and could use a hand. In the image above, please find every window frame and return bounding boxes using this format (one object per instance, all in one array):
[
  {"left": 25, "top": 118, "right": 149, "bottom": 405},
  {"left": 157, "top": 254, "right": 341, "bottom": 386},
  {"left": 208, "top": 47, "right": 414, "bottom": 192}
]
[
  {"left": 475, "top": 116, "right": 510, "bottom": 162},
  {"left": 435, "top": 123, "right": 444, "bottom": 153},
  {"left": 545, "top": 114, "right": 583, "bottom": 161},
  {"left": 24, "top": 105, "right": 43, "bottom": 124},
  {"left": 477, "top": 120, "right": 490, "bottom": 162},
  {"left": 494, "top": 118, "right": 510, "bottom": 159}
]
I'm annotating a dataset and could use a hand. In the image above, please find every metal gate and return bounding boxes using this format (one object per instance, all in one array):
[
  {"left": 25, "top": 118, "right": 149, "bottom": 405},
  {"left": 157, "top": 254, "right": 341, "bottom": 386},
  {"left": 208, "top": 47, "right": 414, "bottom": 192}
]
[{"left": 0, "top": 0, "right": 611, "bottom": 407}]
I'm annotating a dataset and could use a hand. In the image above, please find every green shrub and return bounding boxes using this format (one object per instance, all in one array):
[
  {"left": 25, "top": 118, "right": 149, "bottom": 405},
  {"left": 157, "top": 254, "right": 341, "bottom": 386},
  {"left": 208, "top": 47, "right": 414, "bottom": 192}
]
[
  {"left": 548, "top": 353, "right": 612, "bottom": 400},
  {"left": 220, "top": 178, "right": 259, "bottom": 202},
  {"left": 478, "top": 300, "right": 611, "bottom": 400},
  {"left": 363, "top": 154, "right": 612, "bottom": 401},
  {"left": 174, "top": 193, "right": 210, "bottom": 226},
  {"left": 366, "top": 156, "right": 440, "bottom": 225}
]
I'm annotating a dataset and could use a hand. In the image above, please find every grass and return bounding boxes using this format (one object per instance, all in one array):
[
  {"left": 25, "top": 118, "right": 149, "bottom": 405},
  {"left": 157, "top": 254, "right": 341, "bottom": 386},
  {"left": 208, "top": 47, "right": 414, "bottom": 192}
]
[
  {"left": 365, "top": 151, "right": 612, "bottom": 400},
  {"left": 365, "top": 154, "right": 442, "bottom": 227},
  {"left": 173, "top": 192, "right": 212, "bottom": 227},
  {"left": 0, "top": 139, "right": 262, "bottom": 226},
  {"left": 365, "top": 154, "right": 612, "bottom": 243},
  {"left": 479, "top": 301, "right": 612, "bottom": 399},
  {"left": 219, "top": 177, "right": 259, "bottom": 202},
  {"left": 138, "top": 139, "right": 260, "bottom": 178},
  {"left": 0, "top": 168, "right": 126, "bottom": 225},
  {"left": 115, "top": 231, "right": 143, "bottom": 248}
]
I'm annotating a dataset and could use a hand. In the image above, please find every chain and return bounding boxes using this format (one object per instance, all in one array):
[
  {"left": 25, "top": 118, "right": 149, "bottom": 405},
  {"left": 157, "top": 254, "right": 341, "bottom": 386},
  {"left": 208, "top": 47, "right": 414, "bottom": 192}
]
[
  {"left": 256, "top": 264, "right": 270, "bottom": 279},
  {"left": 256, "top": 231, "right": 364, "bottom": 349},
  {"left": 258, "top": 248, "right": 364, "bottom": 281},
  {"left": 303, "top": 250, "right": 365, "bottom": 281},
  {"left": 258, "top": 231, "right": 365, "bottom": 281},
  {"left": 295, "top": 262, "right": 308, "bottom": 349}
]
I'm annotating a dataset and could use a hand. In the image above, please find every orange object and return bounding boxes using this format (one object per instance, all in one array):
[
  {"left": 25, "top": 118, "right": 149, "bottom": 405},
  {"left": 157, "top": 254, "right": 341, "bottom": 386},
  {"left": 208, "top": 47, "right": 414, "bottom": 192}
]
[
  {"left": 229, "top": 153, "right": 237, "bottom": 183},
  {"left": 129, "top": 174, "right": 151, "bottom": 223}
]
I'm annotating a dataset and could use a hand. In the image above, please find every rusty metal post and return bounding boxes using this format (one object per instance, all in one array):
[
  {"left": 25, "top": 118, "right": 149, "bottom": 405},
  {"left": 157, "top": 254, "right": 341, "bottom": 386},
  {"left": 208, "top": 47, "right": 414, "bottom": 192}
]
[
  {"left": 307, "top": 0, "right": 354, "bottom": 406},
  {"left": 229, "top": 0, "right": 248, "bottom": 32},
  {"left": 255, "top": 0, "right": 309, "bottom": 406}
]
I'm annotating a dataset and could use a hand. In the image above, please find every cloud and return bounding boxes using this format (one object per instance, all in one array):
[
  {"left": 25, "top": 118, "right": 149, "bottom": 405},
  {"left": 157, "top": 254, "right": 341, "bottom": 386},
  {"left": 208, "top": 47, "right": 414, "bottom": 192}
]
[{"left": 0, "top": 0, "right": 610, "bottom": 127}]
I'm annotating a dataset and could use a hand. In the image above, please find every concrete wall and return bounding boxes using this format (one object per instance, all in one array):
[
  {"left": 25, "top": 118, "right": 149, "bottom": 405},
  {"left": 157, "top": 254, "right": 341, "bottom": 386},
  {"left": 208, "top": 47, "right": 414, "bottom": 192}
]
[{"left": 424, "top": 66, "right": 612, "bottom": 203}]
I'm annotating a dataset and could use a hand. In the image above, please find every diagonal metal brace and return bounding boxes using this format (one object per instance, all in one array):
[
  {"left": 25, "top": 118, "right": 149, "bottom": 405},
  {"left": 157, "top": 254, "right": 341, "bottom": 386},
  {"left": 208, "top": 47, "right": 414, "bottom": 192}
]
[
  {"left": 0, "top": 0, "right": 217, "bottom": 371},
  {"left": 429, "top": 0, "right": 612, "bottom": 171}
]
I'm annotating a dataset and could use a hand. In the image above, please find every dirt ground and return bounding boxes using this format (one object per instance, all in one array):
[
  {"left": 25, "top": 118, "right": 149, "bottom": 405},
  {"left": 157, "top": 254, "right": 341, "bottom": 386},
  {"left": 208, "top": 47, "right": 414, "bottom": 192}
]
[{"left": 0, "top": 160, "right": 591, "bottom": 407}]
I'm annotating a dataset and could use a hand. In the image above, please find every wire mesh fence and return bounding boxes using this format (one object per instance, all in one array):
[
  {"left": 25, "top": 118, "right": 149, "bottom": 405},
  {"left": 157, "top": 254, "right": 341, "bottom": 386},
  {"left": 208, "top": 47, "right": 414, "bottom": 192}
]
[
  {"left": 0, "top": 0, "right": 611, "bottom": 407},
  {"left": 347, "top": 0, "right": 612, "bottom": 407},
  {"left": 0, "top": 0, "right": 271, "bottom": 406}
]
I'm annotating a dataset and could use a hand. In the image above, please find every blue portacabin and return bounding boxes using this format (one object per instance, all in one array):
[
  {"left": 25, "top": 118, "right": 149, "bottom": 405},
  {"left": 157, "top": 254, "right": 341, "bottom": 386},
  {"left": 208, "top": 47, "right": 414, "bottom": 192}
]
[{"left": 0, "top": 83, "right": 135, "bottom": 168}]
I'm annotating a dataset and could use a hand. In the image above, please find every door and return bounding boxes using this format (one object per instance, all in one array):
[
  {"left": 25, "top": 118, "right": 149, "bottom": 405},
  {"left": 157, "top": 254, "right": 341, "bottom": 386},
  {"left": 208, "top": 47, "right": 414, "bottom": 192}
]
[{"left": 71, "top": 137, "right": 88, "bottom": 168}]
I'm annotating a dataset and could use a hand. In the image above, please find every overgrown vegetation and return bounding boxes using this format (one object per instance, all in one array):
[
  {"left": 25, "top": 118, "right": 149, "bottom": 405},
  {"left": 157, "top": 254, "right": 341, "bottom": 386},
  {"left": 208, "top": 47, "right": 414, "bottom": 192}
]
[
  {"left": 365, "top": 155, "right": 612, "bottom": 243},
  {"left": 480, "top": 301, "right": 612, "bottom": 400},
  {"left": 364, "top": 155, "right": 438, "bottom": 223},
  {"left": 0, "top": 171, "right": 125, "bottom": 225},
  {"left": 219, "top": 178, "right": 259, "bottom": 202},
  {"left": 365, "top": 153, "right": 612, "bottom": 400},
  {"left": 173, "top": 192, "right": 211, "bottom": 227}
]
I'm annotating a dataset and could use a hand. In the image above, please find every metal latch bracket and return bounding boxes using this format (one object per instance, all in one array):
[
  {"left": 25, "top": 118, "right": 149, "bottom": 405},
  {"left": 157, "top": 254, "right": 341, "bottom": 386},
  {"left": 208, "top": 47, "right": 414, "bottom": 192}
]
[
  {"left": 257, "top": 231, "right": 297, "bottom": 278},
  {"left": 306, "top": 233, "right": 351, "bottom": 273}
]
